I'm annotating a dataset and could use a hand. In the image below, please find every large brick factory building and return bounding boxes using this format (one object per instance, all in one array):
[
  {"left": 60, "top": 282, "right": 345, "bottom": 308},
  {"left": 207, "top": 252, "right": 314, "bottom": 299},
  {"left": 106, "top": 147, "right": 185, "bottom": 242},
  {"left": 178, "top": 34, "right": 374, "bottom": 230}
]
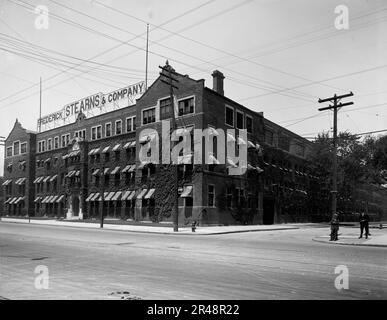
[{"left": 2, "top": 63, "right": 314, "bottom": 225}]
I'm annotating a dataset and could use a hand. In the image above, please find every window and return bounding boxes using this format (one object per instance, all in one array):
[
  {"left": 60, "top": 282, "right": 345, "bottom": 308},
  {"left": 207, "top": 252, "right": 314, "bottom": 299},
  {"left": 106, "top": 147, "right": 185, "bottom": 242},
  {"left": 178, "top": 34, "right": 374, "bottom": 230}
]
[
  {"left": 47, "top": 139, "right": 52, "bottom": 151},
  {"left": 91, "top": 126, "right": 102, "bottom": 140},
  {"left": 126, "top": 116, "right": 135, "bottom": 132},
  {"left": 75, "top": 129, "right": 86, "bottom": 139},
  {"left": 105, "top": 123, "right": 112, "bottom": 137},
  {"left": 178, "top": 97, "right": 194, "bottom": 116},
  {"left": 226, "top": 187, "right": 233, "bottom": 208},
  {"left": 6, "top": 146, "right": 12, "bottom": 157},
  {"left": 115, "top": 120, "right": 122, "bottom": 135},
  {"left": 65, "top": 134, "right": 70, "bottom": 145},
  {"left": 160, "top": 98, "right": 172, "bottom": 120},
  {"left": 236, "top": 188, "right": 245, "bottom": 207},
  {"left": 38, "top": 140, "right": 46, "bottom": 152},
  {"left": 208, "top": 185, "right": 215, "bottom": 207},
  {"left": 236, "top": 111, "right": 244, "bottom": 129},
  {"left": 13, "top": 141, "right": 20, "bottom": 156},
  {"left": 61, "top": 135, "right": 66, "bottom": 147},
  {"left": 142, "top": 107, "right": 156, "bottom": 125},
  {"left": 246, "top": 115, "right": 253, "bottom": 133},
  {"left": 20, "top": 142, "right": 27, "bottom": 154},
  {"left": 54, "top": 136, "right": 59, "bottom": 149},
  {"left": 225, "top": 105, "right": 234, "bottom": 126},
  {"left": 265, "top": 130, "right": 274, "bottom": 145}
]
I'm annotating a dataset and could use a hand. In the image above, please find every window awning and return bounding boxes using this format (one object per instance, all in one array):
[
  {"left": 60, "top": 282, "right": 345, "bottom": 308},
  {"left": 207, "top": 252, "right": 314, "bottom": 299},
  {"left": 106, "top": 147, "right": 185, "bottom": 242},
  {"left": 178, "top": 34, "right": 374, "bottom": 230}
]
[
  {"left": 92, "top": 169, "right": 100, "bottom": 176},
  {"left": 34, "top": 196, "right": 42, "bottom": 203},
  {"left": 8, "top": 197, "right": 17, "bottom": 204},
  {"left": 62, "top": 154, "right": 69, "bottom": 160},
  {"left": 227, "top": 157, "right": 238, "bottom": 168},
  {"left": 123, "top": 141, "right": 135, "bottom": 149},
  {"left": 102, "top": 146, "right": 110, "bottom": 153},
  {"left": 19, "top": 178, "right": 26, "bottom": 184},
  {"left": 208, "top": 154, "right": 220, "bottom": 165},
  {"left": 121, "top": 165, "right": 131, "bottom": 173},
  {"left": 41, "top": 195, "right": 51, "bottom": 203},
  {"left": 128, "top": 164, "right": 136, "bottom": 172},
  {"left": 121, "top": 190, "right": 132, "bottom": 201},
  {"left": 14, "top": 197, "right": 25, "bottom": 204},
  {"left": 70, "top": 150, "right": 80, "bottom": 157},
  {"left": 110, "top": 166, "right": 120, "bottom": 175},
  {"left": 93, "top": 147, "right": 101, "bottom": 155},
  {"left": 91, "top": 193, "right": 100, "bottom": 201},
  {"left": 4, "top": 198, "right": 12, "bottom": 204},
  {"left": 144, "top": 188, "right": 156, "bottom": 199},
  {"left": 112, "top": 191, "right": 122, "bottom": 201},
  {"left": 44, "top": 158, "right": 51, "bottom": 163},
  {"left": 105, "top": 192, "right": 116, "bottom": 201},
  {"left": 127, "top": 190, "right": 136, "bottom": 200},
  {"left": 66, "top": 171, "right": 75, "bottom": 178},
  {"left": 103, "top": 168, "right": 110, "bottom": 175},
  {"left": 238, "top": 136, "right": 247, "bottom": 145},
  {"left": 227, "top": 132, "right": 236, "bottom": 142},
  {"left": 248, "top": 140, "right": 256, "bottom": 149},
  {"left": 136, "top": 188, "right": 148, "bottom": 199},
  {"left": 56, "top": 195, "right": 65, "bottom": 203},
  {"left": 98, "top": 192, "right": 109, "bottom": 201},
  {"left": 177, "top": 154, "right": 192, "bottom": 165},
  {"left": 33, "top": 177, "right": 41, "bottom": 183},
  {"left": 50, "top": 175, "right": 58, "bottom": 182},
  {"left": 2, "top": 179, "right": 12, "bottom": 186},
  {"left": 88, "top": 148, "right": 96, "bottom": 156},
  {"left": 85, "top": 193, "right": 95, "bottom": 202},
  {"left": 50, "top": 196, "right": 58, "bottom": 203},
  {"left": 43, "top": 176, "right": 51, "bottom": 183},
  {"left": 180, "top": 186, "right": 193, "bottom": 198},
  {"left": 112, "top": 144, "right": 121, "bottom": 152}
]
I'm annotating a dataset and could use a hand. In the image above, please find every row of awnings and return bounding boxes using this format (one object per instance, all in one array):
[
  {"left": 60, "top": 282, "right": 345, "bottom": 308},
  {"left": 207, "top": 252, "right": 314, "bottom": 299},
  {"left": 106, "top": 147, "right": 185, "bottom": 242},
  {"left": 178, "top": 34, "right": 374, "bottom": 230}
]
[
  {"left": 65, "top": 171, "right": 80, "bottom": 178},
  {"left": 15, "top": 177, "right": 27, "bottom": 185},
  {"left": 4, "top": 196, "right": 25, "bottom": 205},
  {"left": 2, "top": 179, "right": 12, "bottom": 186},
  {"left": 62, "top": 150, "right": 80, "bottom": 160},
  {"left": 88, "top": 141, "right": 136, "bottom": 156},
  {"left": 34, "top": 195, "right": 65, "bottom": 203},
  {"left": 34, "top": 175, "right": 58, "bottom": 183},
  {"left": 91, "top": 165, "right": 136, "bottom": 176}
]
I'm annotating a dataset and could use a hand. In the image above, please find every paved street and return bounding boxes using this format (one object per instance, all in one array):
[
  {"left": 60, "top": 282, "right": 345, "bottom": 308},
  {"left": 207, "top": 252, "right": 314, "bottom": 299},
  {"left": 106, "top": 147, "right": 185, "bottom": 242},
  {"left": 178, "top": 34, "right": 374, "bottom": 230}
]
[{"left": 0, "top": 223, "right": 386, "bottom": 300}]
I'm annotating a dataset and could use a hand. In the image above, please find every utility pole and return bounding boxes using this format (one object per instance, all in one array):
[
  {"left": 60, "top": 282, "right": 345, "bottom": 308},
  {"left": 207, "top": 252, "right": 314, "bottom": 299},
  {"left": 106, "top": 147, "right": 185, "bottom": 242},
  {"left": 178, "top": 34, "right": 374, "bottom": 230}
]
[
  {"left": 39, "top": 77, "right": 42, "bottom": 133},
  {"left": 145, "top": 23, "right": 149, "bottom": 91},
  {"left": 159, "top": 61, "right": 179, "bottom": 232},
  {"left": 100, "top": 166, "right": 105, "bottom": 228},
  {"left": 318, "top": 92, "right": 354, "bottom": 219}
]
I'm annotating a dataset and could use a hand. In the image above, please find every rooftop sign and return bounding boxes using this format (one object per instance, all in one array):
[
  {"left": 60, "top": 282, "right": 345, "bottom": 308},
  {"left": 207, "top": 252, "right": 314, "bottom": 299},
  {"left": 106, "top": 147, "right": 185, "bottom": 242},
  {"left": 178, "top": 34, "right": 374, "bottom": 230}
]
[{"left": 37, "top": 81, "right": 145, "bottom": 130}]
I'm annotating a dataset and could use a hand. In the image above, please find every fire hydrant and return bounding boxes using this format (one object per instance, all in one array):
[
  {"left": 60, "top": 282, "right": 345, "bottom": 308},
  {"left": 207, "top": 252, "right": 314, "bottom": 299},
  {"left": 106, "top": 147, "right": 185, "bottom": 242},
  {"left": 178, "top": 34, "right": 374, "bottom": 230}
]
[{"left": 191, "top": 221, "right": 197, "bottom": 232}]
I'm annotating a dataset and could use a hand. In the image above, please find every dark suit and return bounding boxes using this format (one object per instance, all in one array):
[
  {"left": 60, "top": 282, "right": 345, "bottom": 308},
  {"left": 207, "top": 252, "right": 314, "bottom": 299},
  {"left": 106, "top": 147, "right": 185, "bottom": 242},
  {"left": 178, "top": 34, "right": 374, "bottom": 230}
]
[{"left": 359, "top": 213, "right": 370, "bottom": 238}]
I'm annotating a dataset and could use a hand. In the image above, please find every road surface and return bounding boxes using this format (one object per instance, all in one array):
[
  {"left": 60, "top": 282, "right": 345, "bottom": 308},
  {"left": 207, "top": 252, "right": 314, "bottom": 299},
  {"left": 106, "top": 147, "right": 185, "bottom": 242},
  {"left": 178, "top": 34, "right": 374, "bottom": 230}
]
[{"left": 0, "top": 223, "right": 386, "bottom": 299}]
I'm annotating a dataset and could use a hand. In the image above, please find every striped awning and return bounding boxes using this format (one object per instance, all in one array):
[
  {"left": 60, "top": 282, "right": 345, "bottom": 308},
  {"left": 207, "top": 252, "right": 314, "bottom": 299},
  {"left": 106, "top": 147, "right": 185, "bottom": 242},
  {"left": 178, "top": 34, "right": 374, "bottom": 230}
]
[
  {"left": 88, "top": 148, "right": 96, "bottom": 156},
  {"left": 121, "top": 165, "right": 132, "bottom": 173},
  {"left": 136, "top": 188, "right": 148, "bottom": 200},
  {"left": 34, "top": 196, "right": 42, "bottom": 203},
  {"left": 50, "top": 175, "right": 58, "bottom": 182},
  {"left": 112, "top": 144, "right": 121, "bottom": 152},
  {"left": 103, "top": 168, "right": 110, "bottom": 175},
  {"left": 123, "top": 141, "right": 135, "bottom": 149},
  {"left": 98, "top": 192, "right": 109, "bottom": 201},
  {"left": 112, "top": 191, "right": 122, "bottom": 201},
  {"left": 144, "top": 188, "right": 156, "bottom": 199},
  {"left": 56, "top": 195, "right": 65, "bottom": 203},
  {"left": 50, "top": 196, "right": 58, "bottom": 203},
  {"left": 66, "top": 171, "right": 75, "bottom": 178},
  {"left": 102, "top": 146, "right": 110, "bottom": 153},
  {"left": 4, "top": 198, "right": 12, "bottom": 204},
  {"left": 127, "top": 190, "right": 136, "bottom": 200},
  {"left": 180, "top": 186, "right": 193, "bottom": 198},
  {"left": 121, "top": 190, "right": 132, "bottom": 201},
  {"left": 69, "top": 150, "right": 80, "bottom": 157},
  {"left": 92, "top": 169, "right": 100, "bottom": 176},
  {"left": 42, "top": 195, "right": 52, "bottom": 203},
  {"left": 110, "top": 166, "right": 120, "bottom": 175},
  {"left": 8, "top": 197, "right": 17, "bottom": 204},
  {"left": 14, "top": 197, "right": 25, "bottom": 204},
  {"left": 2, "top": 179, "right": 12, "bottom": 186},
  {"left": 85, "top": 193, "right": 95, "bottom": 202},
  {"left": 105, "top": 192, "right": 116, "bottom": 201},
  {"left": 91, "top": 193, "right": 100, "bottom": 201},
  {"left": 247, "top": 140, "right": 256, "bottom": 149},
  {"left": 43, "top": 176, "right": 51, "bottom": 183},
  {"left": 237, "top": 136, "right": 246, "bottom": 145}
]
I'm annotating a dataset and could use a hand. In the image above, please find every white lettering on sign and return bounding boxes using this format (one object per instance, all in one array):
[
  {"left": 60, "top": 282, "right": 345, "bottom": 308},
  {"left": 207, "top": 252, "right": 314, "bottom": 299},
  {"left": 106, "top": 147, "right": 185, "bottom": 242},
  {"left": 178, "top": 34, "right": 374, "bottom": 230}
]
[{"left": 37, "top": 81, "right": 145, "bottom": 127}]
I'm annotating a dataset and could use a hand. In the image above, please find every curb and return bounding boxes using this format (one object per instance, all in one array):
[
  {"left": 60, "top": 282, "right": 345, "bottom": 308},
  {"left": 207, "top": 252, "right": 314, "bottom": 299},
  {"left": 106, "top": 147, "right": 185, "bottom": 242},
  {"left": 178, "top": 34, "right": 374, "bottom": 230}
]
[
  {"left": 0, "top": 219, "right": 299, "bottom": 236},
  {"left": 312, "top": 238, "right": 387, "bottom": 248}
]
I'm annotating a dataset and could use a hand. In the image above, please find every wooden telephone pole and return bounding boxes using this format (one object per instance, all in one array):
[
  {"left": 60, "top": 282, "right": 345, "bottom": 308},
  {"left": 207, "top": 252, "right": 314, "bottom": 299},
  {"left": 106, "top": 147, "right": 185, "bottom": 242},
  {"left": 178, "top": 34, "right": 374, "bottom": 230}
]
[
  {"left": 159, "top": 61, "right": 179, "bottom": 232},
  {"left": 318, "top": 92, "right": 354, "bottom": 219}
]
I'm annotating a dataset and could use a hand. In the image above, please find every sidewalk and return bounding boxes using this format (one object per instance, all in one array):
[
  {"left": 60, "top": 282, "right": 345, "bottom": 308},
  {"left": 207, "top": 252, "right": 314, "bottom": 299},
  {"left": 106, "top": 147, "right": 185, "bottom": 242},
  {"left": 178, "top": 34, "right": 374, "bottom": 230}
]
[
  {"left": 313, "top": 228, "right": 387, "bottom": 247},
  {"left": 0, "top": 217, "right": 299, "bottom": 235}
]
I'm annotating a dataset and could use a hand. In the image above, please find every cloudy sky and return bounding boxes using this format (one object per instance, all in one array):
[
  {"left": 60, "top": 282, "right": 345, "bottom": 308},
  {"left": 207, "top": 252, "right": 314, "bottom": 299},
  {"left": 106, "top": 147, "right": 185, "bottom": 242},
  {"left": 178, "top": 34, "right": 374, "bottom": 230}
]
[{"left": 0, "top": 0, "right": 386, "bottom": 174}]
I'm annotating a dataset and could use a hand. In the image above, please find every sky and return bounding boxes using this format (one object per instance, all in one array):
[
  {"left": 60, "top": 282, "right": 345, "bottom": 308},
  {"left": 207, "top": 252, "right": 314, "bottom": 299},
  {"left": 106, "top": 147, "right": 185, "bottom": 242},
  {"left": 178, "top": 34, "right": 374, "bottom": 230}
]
[{"left": 0, "top": 0, "right": 386, "bottom": 175}]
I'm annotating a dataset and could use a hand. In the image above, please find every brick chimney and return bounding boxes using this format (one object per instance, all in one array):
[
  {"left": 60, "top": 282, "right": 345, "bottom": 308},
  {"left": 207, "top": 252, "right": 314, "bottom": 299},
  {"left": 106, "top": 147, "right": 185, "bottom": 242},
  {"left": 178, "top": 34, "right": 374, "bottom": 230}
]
[{"left": 212, "top": 70, "right": 224, "bottom": 95}]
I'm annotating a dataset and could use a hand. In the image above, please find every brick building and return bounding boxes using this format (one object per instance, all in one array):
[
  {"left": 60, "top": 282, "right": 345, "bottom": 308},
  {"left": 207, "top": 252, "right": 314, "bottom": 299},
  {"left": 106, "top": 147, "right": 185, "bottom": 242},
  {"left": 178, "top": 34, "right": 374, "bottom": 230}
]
[{"left": 2, "top": 63, "right": 314, "bottom": 225}]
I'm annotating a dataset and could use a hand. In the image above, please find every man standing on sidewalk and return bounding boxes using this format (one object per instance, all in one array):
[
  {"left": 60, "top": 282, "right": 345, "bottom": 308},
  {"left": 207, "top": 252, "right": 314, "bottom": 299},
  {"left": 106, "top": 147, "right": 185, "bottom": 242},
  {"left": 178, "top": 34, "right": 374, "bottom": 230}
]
[
  {"left": 359, "top": 212, "right": 370, "bottom": 239},
  {"left": 330, "top": 213, "right": 339, "bottom": 241}
]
